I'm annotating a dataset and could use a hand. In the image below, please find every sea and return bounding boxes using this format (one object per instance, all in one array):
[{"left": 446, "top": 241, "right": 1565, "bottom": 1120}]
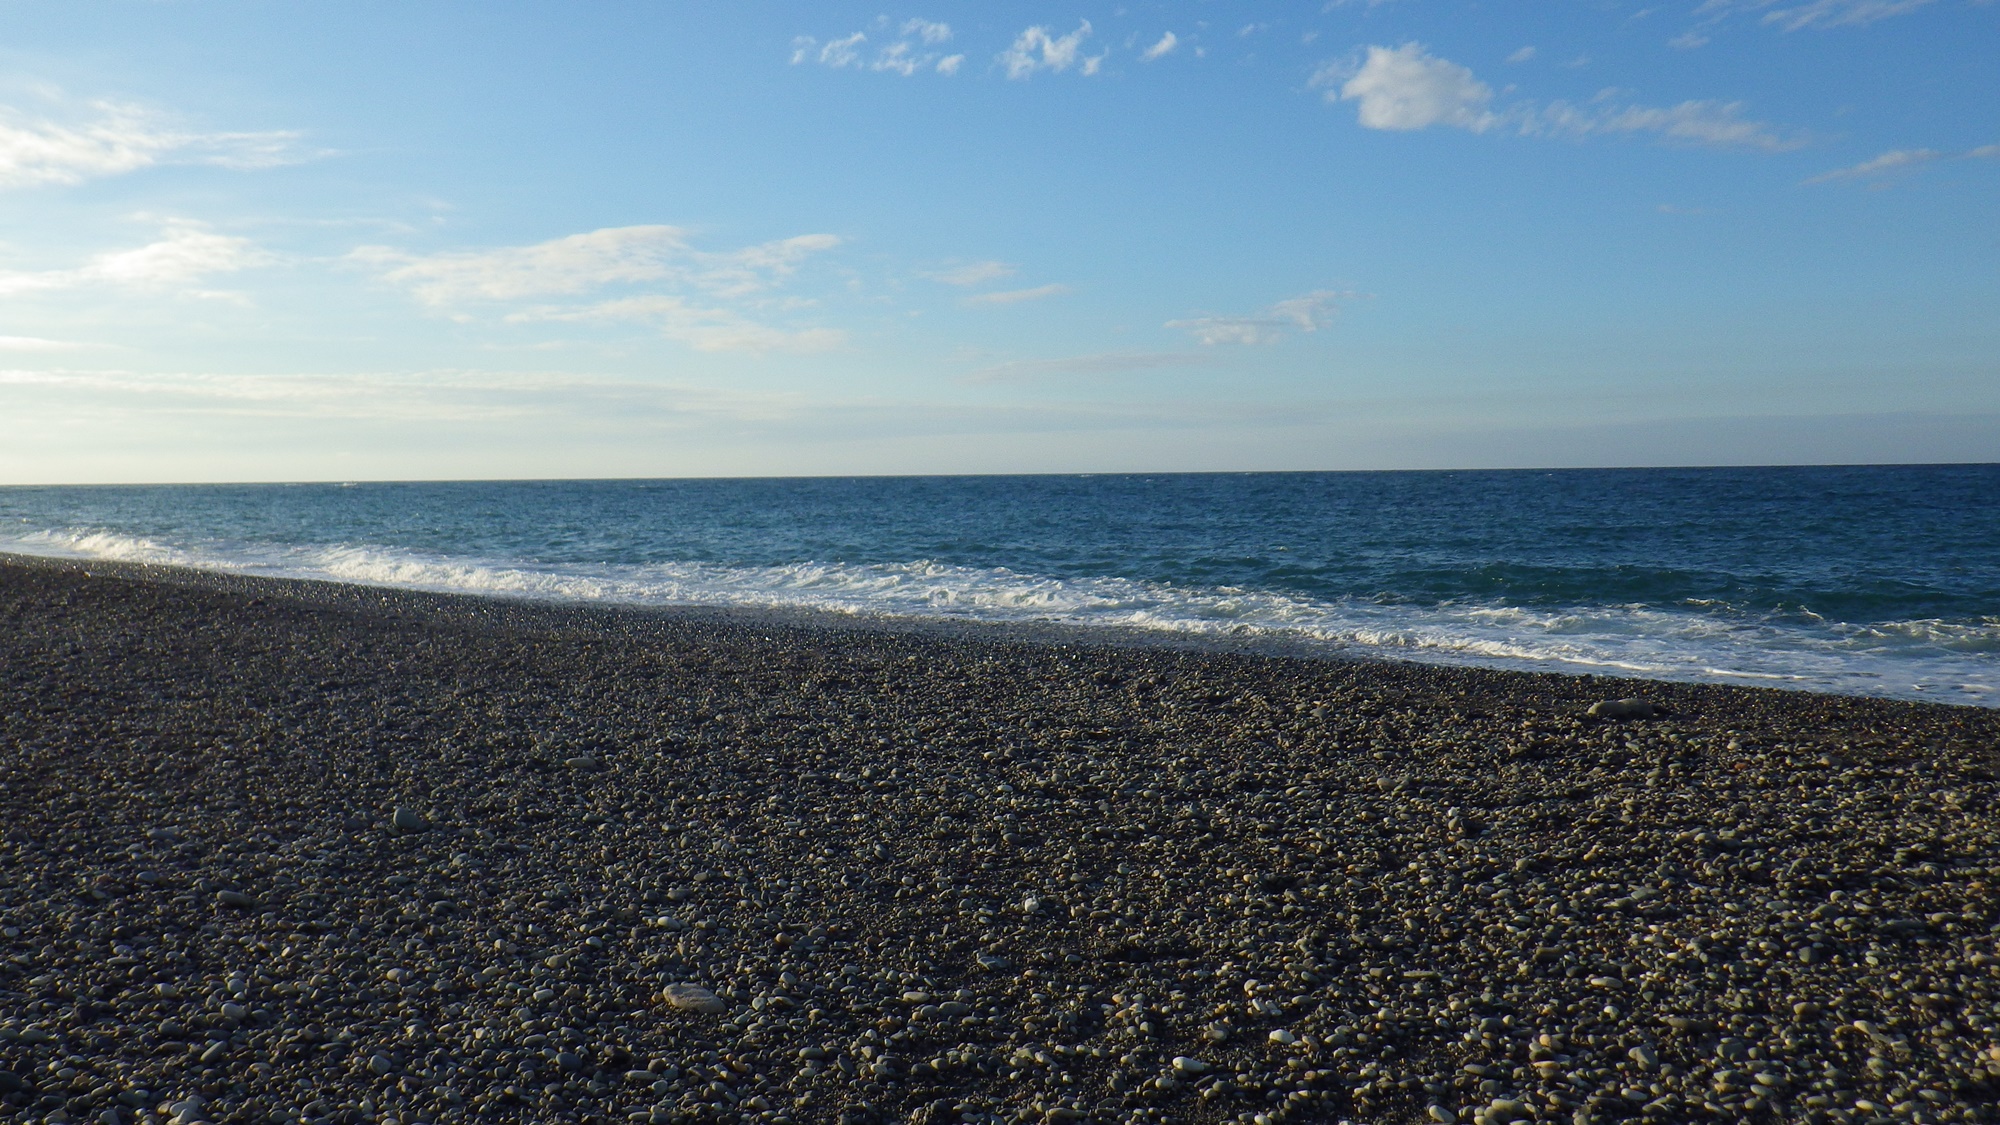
[{"left": 2, "top": 466, "right": 1995, "bottom": 707}]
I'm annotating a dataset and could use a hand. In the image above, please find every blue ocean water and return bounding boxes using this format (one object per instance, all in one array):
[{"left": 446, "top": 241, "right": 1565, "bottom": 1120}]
[{"left": 2, "top": 466, "right": 1995, "bottom": 706}]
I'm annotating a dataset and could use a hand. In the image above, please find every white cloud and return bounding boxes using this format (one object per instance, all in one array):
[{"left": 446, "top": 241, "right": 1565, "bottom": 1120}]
[
  {"left": 818, "top": 32, "right": 869, "bottom": 68},
  {"left": 1506, "top": 46, "right": 1538, "bottom": 63},
  {"left": 1806, "top": 143, "right": 2000, "bottom": 183},
  {"left": 1319, "top": 44, "right": 1498, "bottom": 132},
  {"left": 354, "top": 225, "right": 841, "bottom": 305},
  {"left": 356, "top": 225, "right": 845, "bottom": 353},
  {"left": 923, "top": 261, "right": 1017, "bottom": 286},
  {"left": 793, "top": 22, "right": 959, "bottom": 76},
  {"left": 0, "top": 222, "right": 270, "bottom": 297},
  {"left": 1142, "top": 32, "right": 1180, "bottom": 61},
  {"left": 874, "top": 42, "right": 934, "bottom": 77},
  {"left": 0, "top": 98, "right": 308, "bottom": 189},
  {"left": 1694, "top": 0, "right": 1934, "bottom": 30},
  {"left": 1316, "top": 44, "right": 1796, "bottom": 150},
  {"left": 963, "top": 283, "right": 1071, "bottom": 306},
  {"left": 517, "top": 296, "right": 845, "bottom": 354},
  {"left": 1001, "top": 22, "right": 1105, "bottom": 79},
  {"left": 355, "top": 226, "right": 690, "bottom": 304},
  {"left": 1167, "top": 290, "right": 1361, "bottom": 346},
  {"left": 965, "top": 351, "right": 1214, "bottom": 383},
  {"left": 1669, "top": 31, "right": 1713, "bottom": 48}
]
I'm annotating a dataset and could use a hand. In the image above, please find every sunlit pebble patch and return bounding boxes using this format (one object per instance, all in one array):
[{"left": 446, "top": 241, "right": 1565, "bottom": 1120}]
[{"left": 1, "top": 557, "right": 1999, "bottom": 1125}]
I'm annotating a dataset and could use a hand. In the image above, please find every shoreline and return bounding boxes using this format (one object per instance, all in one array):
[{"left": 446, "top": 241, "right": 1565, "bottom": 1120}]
[
  {"left": 3, "top": 555, "right": 1999, "bottom": 1125},
  {"left": 3, "top": 550, "right": 1986, "bottom": 715}
]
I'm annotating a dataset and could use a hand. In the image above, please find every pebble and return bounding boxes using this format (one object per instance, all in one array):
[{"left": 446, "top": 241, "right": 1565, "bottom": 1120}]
[
  {"left": 3, "top": 557, "right": 1998, "bottom": 1125},
  {"left": 390, "top": 805, "right": 428, "bottom": 832}
]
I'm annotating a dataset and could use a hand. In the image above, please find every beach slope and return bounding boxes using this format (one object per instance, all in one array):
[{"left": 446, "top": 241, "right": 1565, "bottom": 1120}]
[{"left": 2, "top": 555, "right": 1998, "bottom": 1125}]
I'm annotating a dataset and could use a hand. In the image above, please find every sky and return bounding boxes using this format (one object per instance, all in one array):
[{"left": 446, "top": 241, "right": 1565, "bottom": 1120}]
[{"left": 0, "top": 0, "right": 1995, "bottom": 482}]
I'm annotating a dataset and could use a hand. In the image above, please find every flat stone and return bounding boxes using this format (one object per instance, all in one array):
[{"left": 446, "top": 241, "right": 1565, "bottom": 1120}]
[
  {"left": 391, "top": 806, "right": 429, "bottom": 832},
  {"left": 216, "top": 890, "right": 257, "bottom": 909},
  {"left": 660, "top": 983, "right": 726, "bottom": 1014},
  {"left": 1587, "top": 698, "right": 1667, "bottom": 721}
]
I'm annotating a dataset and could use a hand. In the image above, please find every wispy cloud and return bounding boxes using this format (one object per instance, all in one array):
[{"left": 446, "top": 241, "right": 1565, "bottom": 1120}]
[
  {"left": 0, "top": 366, "right": 817, "bottom": 425},
  {"left": 923, "top": 261, "right": 1017, "bottom": 287},
  {"left": 0, "top": 221, "right": 271, "bottom": 297},
  {"left": 1167, "top": 290, "right": 1362, "bottom": 345},
  {"left": 964, "top": 351, "right": 1214, "bottom": 383},
  {"left": 1506, "top": 46, "right": 1538, "bottom": 63},
  {"left": 354, "top": 226, "right": 840, "bottom": 304},
  {"left": 355, "top": 225, "right": 845, "bottom": 353},
  {"left": 0, "top": 98, "right": 310, "bottom": 189},
  {"left": 1141, "top": 32, "right": 1180, "bottom": 62},
  {"left": 1693, "top": 0, "right": 1935, "bottom": 31},
  {"left": 1314, "top": 44, "right": 1799, "bottom": 150},
  {"left": 0, "top": 335, "right": 96, "bottom": 352},
  {"left": 1535, "top": 95, "right": 1800, "bottom": 151},
  {"left": 963, "top": 283, "right": 1071, "bottom": 307},
  {"left": 1001, "top": 22, "right": 1105, "bottom": 79},
  {"left": 792, "top": 20, "right": 962, "bottom": 76},
  {"left": 1806, "top": 143, "right": 2000, "bottom": 183},
  {"left": 513, "top": 296, "right": 845, "bottom": 354}
]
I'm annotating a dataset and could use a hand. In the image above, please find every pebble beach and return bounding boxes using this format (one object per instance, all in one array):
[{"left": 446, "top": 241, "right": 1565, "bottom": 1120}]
[{"left": 3, "top": 554, "right": 1999, "bottom": 1125}]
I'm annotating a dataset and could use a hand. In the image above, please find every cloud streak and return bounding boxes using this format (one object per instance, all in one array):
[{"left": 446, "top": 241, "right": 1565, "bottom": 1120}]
[
  {"left": 1693, "top": 0, "right": 1935, "bottom": 31},
  {"left": 923, "top": 261, "right": 1017, "bottom": 287},
  {"left": 0, "top": 366, "right": 817, "bottom": 425},
  {"left": 515, "top": 296, "right": 845, "bottom": 354},
  {"left": 0, "top": 99, "right": 309, "bottom": 189},
  {"left": 962, "top": 283, "right": 1071, "bottom": 307},
  {"left": 1167, "top": 290, "right": 1362, "bottom": 346},
  {"left": 1806, "top": 143, "right": 1999, "bottom": 183},
  {"left": 964, "top": 351, "right": 1214, "bottom": 383},
  {"left": 0, "top": 222, "right": 270, "bottom": 297},
  {"left": 355, "top": 226, "right": 841, "bottom": 304}
]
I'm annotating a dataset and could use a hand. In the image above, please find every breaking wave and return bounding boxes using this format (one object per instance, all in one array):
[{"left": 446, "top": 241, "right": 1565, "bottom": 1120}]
[{"left": 7, "top": 524, "right": 1993, "bottom": 706}]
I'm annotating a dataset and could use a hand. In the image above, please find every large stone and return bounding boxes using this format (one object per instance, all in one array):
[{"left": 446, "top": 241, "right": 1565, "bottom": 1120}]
[
  {"left": 391, "top": 806, "right": 429, "bottom": 832},
  {"left": 1587, "top": 698, "right": 1668, "bottom": 721},
  {"left": 660, "top": 983, "right": 726, "bottom": 1014}
]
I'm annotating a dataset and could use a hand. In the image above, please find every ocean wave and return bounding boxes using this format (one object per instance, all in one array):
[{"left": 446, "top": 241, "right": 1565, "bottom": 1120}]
[{"left": 5, "top": 525, "right": 1993, "bottom": 706}]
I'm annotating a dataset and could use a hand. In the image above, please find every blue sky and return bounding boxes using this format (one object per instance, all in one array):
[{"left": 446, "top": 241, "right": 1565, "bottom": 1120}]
[{"left": 0, "top": 0, "right": 1995, "bottom": 482}]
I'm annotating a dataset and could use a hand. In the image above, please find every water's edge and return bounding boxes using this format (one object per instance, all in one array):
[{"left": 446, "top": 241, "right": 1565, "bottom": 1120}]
[
  {"left": 5, "top": 467, "right": 1994, "bottom": 706},
  {"left": 10, "top": 550, "right": 1989, "bottom": 714}
]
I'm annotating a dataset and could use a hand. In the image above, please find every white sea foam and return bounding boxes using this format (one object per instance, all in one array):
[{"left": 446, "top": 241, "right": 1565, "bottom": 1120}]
[{"left": 5, "top": 526, "right": 1993, "bottom": 706}]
